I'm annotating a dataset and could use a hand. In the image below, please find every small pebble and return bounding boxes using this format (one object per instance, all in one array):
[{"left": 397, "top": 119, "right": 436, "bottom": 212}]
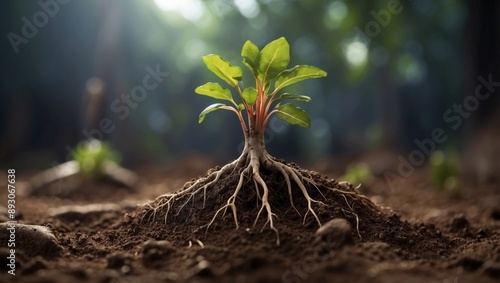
[
  {"left": 490, "top": 208, "right": 500, "bottom": 221},
  {"left": 483, "top": 262, "right": 500, "bottom": 279},
  {"left": 451, "top": 214, "right": 470, "bottom": 230},
  {"left": 0, "top": 223, "right": 61, "bottom": 259},
  {"left": 107, "top": 252, "right": 132, "bottom": 271},
  {"left": 64, "top": 268, "right": 89, "bottom": 280},
  {"left": 141, "top": 239, "right": 175, "bottom": 266},
  {"left": 455, "top": 256, "right": 483, "bottom": 271},
  {"left": 21, "top": 257, "right": 47, "bottom": 275},
  {"left": 477, "top": 228, "right": 488, "bottom": 239},
  {"left": 191, "top": 260, "right": 213, "bottom": 277},
  {"left": 142, "top": 239, "right": 175, "bottom": 254},
  {"left": 314, "top": 218, "right": 354, "bottom": 249}
]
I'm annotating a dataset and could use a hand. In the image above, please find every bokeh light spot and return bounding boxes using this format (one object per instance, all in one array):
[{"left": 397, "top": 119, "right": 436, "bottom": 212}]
[
  {"left": 344, "top": 41, "right": 368, "bottom": 66},
  {"left": 153, "top": 0, "right": 205, "bottom": 21}
]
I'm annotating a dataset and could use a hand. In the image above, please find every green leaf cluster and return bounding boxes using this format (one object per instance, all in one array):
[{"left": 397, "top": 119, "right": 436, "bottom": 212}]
[
  {"left": 72, "top": 140, "right": 121, "bottom": 179},
  {"left": 340, "top": 163, "right": 373, "bottom": 185},
  {"left": 195, "top": 37, "right": 327, "bottom": 130}
]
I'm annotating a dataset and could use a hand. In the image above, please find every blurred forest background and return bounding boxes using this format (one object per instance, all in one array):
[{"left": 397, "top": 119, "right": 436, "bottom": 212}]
[{"left": 1, "top": 0, "right": 499, "bottom": 174}]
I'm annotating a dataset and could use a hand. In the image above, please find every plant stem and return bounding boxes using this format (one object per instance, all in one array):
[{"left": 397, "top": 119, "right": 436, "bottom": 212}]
[
  {"left": 245, "top": 127, "right": 266, "bottom": 160},
  {"left": 262, "top": 109, "right": 278, "bottom": 130}
]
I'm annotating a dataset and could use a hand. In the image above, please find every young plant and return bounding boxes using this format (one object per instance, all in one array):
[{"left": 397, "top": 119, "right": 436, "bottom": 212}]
[
  {"left": 72, "top": 140, "right": 121, "bottom": 179},
  {"left": 72, "top": 140, "right": 139, "bottom": 188},
  {"left": 341, "top": 162, "right": 373, "bottom": 186},
  {"left": 148, "top": 37, "right": 336, "bottom": 244},
  {"left": 28, "top": 140, "right": 139, "bottom": 194},
  {"left": 196, "top": 37, "right": 326, "bottom": 137}
]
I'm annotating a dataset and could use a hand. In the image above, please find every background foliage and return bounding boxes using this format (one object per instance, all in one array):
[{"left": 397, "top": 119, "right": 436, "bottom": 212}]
[{"left": 1, "top": 0, "right": 498, "bottom": 169}]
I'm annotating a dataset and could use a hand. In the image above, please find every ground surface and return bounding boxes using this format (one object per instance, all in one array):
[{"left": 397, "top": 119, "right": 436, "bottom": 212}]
[{"left": 1, "top": 154, "right": 499, "bottom": 283}]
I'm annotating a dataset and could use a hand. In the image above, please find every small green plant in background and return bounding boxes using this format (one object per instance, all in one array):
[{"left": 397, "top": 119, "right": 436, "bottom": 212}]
[
  {"left": 341, "top": 162, "right": 373, "bottom": 186},
  {"left": 27, "top": 139, "right": 138, "bottom": 194},
  {"left": 430, "top": 150, "right": 461, "bottom": 192},
  {"left": 72, "top": 140, "right": 121, "bottom": 179}
]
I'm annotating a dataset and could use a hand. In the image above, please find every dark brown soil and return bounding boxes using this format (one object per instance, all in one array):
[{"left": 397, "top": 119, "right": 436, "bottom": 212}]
[{"left": 1, "top": 155, "right": 499, "bottom": 282}]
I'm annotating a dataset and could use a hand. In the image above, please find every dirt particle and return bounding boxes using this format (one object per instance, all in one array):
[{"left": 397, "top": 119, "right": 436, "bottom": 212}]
[
  {"left": 64, "top": 268, "right": 89, "bottom": 280},
  {"left": 141, "top": 239, "right": 176, "bottom": 267},
  {"left": 21, "top": 257, "right": 47, "bottom": 275},
  {"left": 184, "top": 256, "right": 214, "bottom": 279},
  {"left": 418, "top": 225, "right": 427, "bottom": 234},
  {"left": 482, "top": 262, "right": 500, "bottom": 279},
  {"left": 451, "top": 214, "right": 470, "bottom": 231},
  {"left": 142, "top": 239, "right": 175, "bottom": 252},
  {"left": 314, "top": 218, "right": 353, "bottom": 249},
  {"left": 189, "top": 260, "right": 214, "bottom": 278},
  {"left": 107, "top": 252, "right": 132, "bottom": 274},
  {"left": 491, "top": 208, "right": 500, "bottom": 221},
  {"left": 157, "top": 271, "right": 180, "bottom": 281},
  {"left": 477, "top": 228, "right": 488, "bottom": 239},
  {"left": 453, "top": 256, "right": 484, "bottom": 271}
]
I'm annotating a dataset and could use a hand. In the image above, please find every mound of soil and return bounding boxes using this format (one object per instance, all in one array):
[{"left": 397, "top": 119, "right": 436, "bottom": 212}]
[
  {"left": 136, "top": 163, "right": 450, "bottom": 263},
  {"left": 124, "top": 163, "right": 458, "bottom": 282},
  {"left": 2, "top": 158, "right": 499, "bottom": 282}
]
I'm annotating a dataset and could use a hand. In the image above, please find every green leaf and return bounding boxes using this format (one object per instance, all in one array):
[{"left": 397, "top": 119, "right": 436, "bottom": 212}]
[
  {"left": 199, "top": 103, "right": 227, "bottom": 123},
  {"left": 241, "top": 87, "right": 258, "bottom": 105},
  {"left": 258, "top": 37, "right": 290, "bottom": 83},
  {"left": 276, "top": 93, "right": 311, "bottom": 102},
  {"left": 72, "top": 140, "right": 121, "bottom": 179},
  {"left": 241, "top": 40, "right": 260, "bottom": 75},
  {"left": 202, "top": 55, "right": 242, "bottom": 88},
  {"left": 237, "top": 103, "right": 245, "bottom": 111},
  {"left": 275, "top": 65, "right": 327, "bottom": 90},
  {"left": 195, "top": 83, "right": 233, "bottom": 102},
  {"left": 275, "top": 103, "right": 311, "bottom": 128}
]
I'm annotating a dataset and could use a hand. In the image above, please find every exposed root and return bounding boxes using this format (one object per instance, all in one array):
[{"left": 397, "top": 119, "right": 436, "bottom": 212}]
[
  {"left": 206, "top": 166, "right": 249, "bottom": 231},
  {"left": 140, "top": 140, "right": 380, "bottom": 246},
  {"left": 140, "top": 158, "right": 240, "bottom": 224},
  {"left": 342, "top": 205, "right": 362, "bottom": 240},
  {"left": 195, "top": 239, "right": 205, "bottom": 249}
]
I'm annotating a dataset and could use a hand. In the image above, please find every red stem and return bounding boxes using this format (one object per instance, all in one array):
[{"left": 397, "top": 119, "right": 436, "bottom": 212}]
[{"left": 262, "top": 109, "right": 277, "bottom": 129}]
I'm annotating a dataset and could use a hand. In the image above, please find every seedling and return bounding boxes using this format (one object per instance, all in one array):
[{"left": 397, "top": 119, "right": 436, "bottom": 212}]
[
  {"left": 71, "top": 140, "right": 138, "bottom": 188},
  {"left": 28, "top": 140, "right": 138, "bottom": 194},
  {"left": 72, "top": 140, "right": 121, "bottom": 179},
  {"left": 144, "top": 37, "right": 374, "bottom": 244},
  {"left": 341, "top": 163, "right": 373, "bottom": 186}
]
